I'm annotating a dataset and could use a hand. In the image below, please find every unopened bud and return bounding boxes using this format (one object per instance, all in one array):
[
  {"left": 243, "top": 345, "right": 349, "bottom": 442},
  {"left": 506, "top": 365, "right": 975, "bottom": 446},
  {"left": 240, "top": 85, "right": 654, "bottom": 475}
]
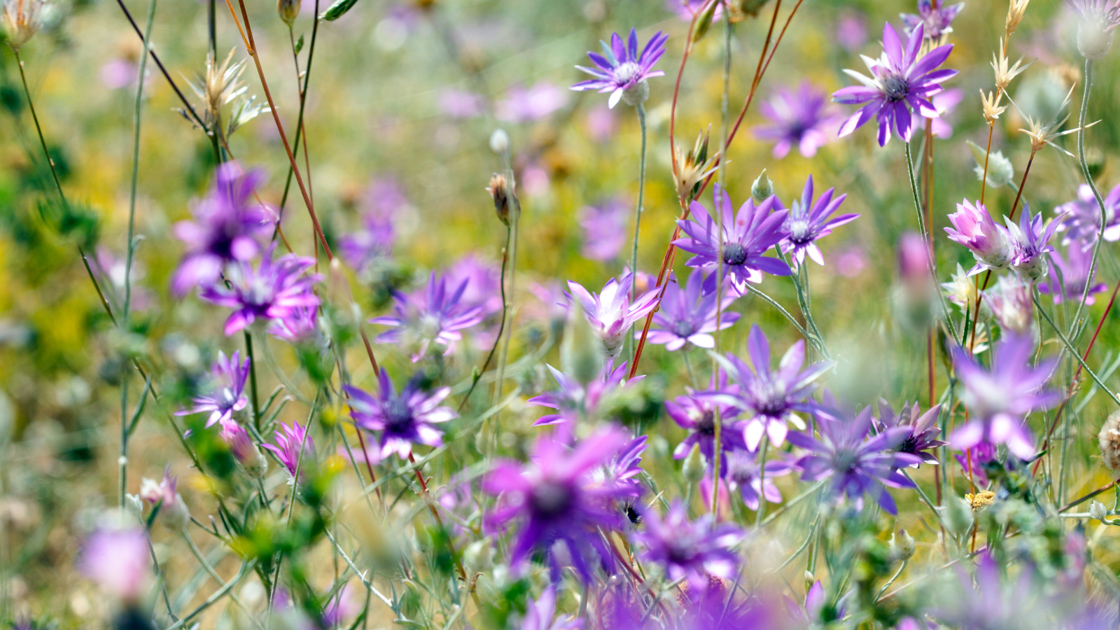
[
  {"left": 489, "top": 129, "right": 510, "bottom": 155},
  {"left": 1098, "top": 410, "right": 1120, "bottom": 472},
  {"left": 691, "top": 0, "right": 718, "bottom": 45},
  {"left": 277, "top": 0, "right": 300, "bottom": 26},
  {"left": 1090, "top": 500, "right": 1109, "bottom": 524},
  {"left": 968, "top": 141, "right": 1014, "bottom": 189},
  {"left": 560, "top": 312, "right": 604, "bottom": 387},
  {"left": 751, "top": 169, "right": 773, "bottom": 203},
  {"left": 682, "top": 444, "right": 705, "bottom": 484},
  {"left": 942, "top": 496, "right": 974, "bottom": 538},
  {"left": 487, "top": 174, "right": 514, "bottom": 227},
  {"left": 889, "top": 528, "right": 916, "bottom": 562}
]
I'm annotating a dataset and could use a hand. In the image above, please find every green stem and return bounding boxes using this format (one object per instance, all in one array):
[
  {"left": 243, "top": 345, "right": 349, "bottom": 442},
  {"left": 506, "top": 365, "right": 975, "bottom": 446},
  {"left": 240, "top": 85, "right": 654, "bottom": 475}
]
[
  {"left": 244, "top": 331, "right": 261, "bottom": 432},
  {"left": 1070, "top": 59, "right": 1106, "bottom": 340},
  {"left": 628, "top": 102, "right": 648, "bottom": 365},
  {"left": 754, "top": 439, "right": 769, "bottom": 526},
  {"left": 904, "top": 140, "right": 958, "bottom": 342},
  {"left": 12, "top": 50, "right": 65, "bottom": 204},
  {"left": 491, "top": 149, "right": 520, "bottom": 443},
  {"left": 275, "top": 0, "right": 321, "bottom": 234},
  {"left": 1035, "top": 293, "right": 1120, "bottom": 407}
]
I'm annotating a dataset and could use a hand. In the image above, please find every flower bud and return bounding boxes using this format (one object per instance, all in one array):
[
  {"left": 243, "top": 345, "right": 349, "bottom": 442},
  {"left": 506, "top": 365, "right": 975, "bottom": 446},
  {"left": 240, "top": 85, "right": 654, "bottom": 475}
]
[
  {"left": 139, "top": 467, "right": 190, "bottom": 532},
  {"left": 487, "top": 173, "right": 515, "bottom": 227},
  {"left": 221, "top": 419, "right": 269, "bottom": 479},
  {"left": 967, "top": 141, "right": 1014, "bottom": 189},
  {"left": 751, "top": 169, "right": 774, "bottom": 203},
  {"left": 1090, "top": 500, "right": 1109, "bottom": 523},
  {"left": 2, "top": 0, "right": 46, "bottom": 52},
  {"left": 942, "top": 496, "right": 974, "bottom": 538},
  {"left": 489, "top": 128, "right": 510, "bottom": 155},
  {"left": 691, "top": 0, "right": 719, "bottom": 45},
  {"left": 682, "top": 443, "right": 705, "bottom": 484},
  {"left": 889, "top": 528, "right": 916, "bottom": 562},
  {"left": 620, "top": 80, "right": 649, "bottom": 107},
  {"left": 1076, "top": 17, "right": 1115, "bottom": 60},
  {"left": 560, "top": 311, "right": 605, "bottom": 387},
  {"left": 277, "top": 0, "right": 300, "bottom": 26},
  {"left": 1098, "top": 410, "right": 1120, "bottom": 472}
]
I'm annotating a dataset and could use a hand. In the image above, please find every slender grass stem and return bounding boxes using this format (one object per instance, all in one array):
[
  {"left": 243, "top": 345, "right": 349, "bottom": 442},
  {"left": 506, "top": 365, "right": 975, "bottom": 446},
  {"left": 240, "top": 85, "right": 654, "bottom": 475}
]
[
  {"left": 491, "top": 150, "right": 520, "bottom": 437},
  {"left": 904, "top": 141, "right": 958, "bottom": 342},
  {"left": 710, "top": 12, "right": 733, "bottom": 514},
  {"left": 1034, "top": 293, "right": 1120, "bottom": 407},
  {"left": 628, "top": 102, "right": 649, "bottom": 365}
]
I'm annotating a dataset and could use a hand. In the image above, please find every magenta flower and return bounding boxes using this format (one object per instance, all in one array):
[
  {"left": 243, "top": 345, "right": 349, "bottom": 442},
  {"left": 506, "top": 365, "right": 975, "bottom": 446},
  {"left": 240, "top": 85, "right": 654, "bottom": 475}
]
[
  {"left": 754, "top": 82, "right": 840, "bottom": 159},
  {"left": 220, "top": 419, "right": 266, "bottom": 475},
  {"left": 635, "top": 500, "right": 742, "bottom": 592},
  {"left": 715, "top": 325, "right": 833, "bottom": 451},
  {"left": 370, "top": 272, "right": 486, "bottom": 361},
  {"left": 1057, "top": 182, "right": 1120, "bottom": 250},
  {"left": 673, "top": 185, "right": 791, "bottom": 295},
  {"left": 520, "top": 587, "right": 583, "bottom": 630},
  {"left": 572, "top": 29, "right": 668, "bottom": 109},
  {"left": 956, "top": 440, "right": 997, "bottom": 486},
  {"left": 951, "top": 334, "right": 1061, "bottom": 459},
  {"left": 779, "top": 175, "right": 857, "bottom": 268},
  {"left": 1040, "top": 243, "right": 1109, "bottom": 304},
  {"left": 345, "top": 369, "right": 456, "bottom": 460},
  {"left": 945, "top": 199, "right": 1013, "bottom": 275},
  {"left": 263, "top": 421, "right": 315, "bottom": 479},
  {"left": 645, "top": 270, "right": 740, "bottom": 351},
  {"left": 1007, "top": 204, "right": 1066, "bottom": 281},
  {"left": 175, "top": 351, "right": 250, "bottom": 428},
  {"left": 833, "top": 23, "right": 957, "bottom": 146},
  {"left": 929, "top": 88, "right": 964, "bottom": 138},
  {"left": 579, "top": 198, "right": 629, "bottom": 262},
  {"left": 171, "top": 163, "right": 274, "bottom": 296},
  {"left": 721, "top": 449, "right": 794, "bottom": 511},
  {"left": 529, "top": 360, "right": 636, "bottom": 426},
  {"left": 566, "top": 273, "right": 659, "bottom": 358},
  {"left": 339, "top": 202, "right": 395, "bottom": 274},
  {"left": 482, "top": 427, "right": 633, "bottom": 581},
  {"left": 900, "top": 0, "right": 965, "bottom": 41},
  {"left": 78, "top": 527, "right": 152, "bottom": 604},
  {"left": 266, "top": 306, "right": 321, "bottom": 344},
  {"left": 199, "top": 246, "right": 321, "bottom": 336}
]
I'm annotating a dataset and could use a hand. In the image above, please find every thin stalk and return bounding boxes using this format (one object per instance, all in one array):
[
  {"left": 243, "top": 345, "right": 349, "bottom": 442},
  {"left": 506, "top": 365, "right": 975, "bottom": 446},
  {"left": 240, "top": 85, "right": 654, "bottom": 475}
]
[
  {"left": 1070, "top": 59, "right": 1108, "bottom": 339},
  {"left": 491, "top": 152, "right": 520, "bottom": 434},
  {"left": 904, "top": 141, "right": 958, "bottom": 342},
  {"left": 459, "top": 226, "right": 510, "bottom": 412},
  {"left": 1034, "top": 294, "right": 1120, "bottom": 407},
  {"left": 13, "top": 51, "right": 65, "bottom": 203},
  {"left": 754, "top": 440, "right": 769, "bottom": 527},
  {"left": 628, "top": 102, "right": 649, "bottom": 365},
  {"left": 244, "top": 331, "right": 261, "bottom": 432},
  {"left": 275, "top": 0, "right": 321, "bottom": 234}
]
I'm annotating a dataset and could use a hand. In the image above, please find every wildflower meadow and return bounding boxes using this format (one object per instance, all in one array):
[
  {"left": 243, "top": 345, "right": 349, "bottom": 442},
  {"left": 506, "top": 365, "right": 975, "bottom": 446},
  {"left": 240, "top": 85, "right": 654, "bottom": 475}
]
[{"left": 6, "top": 0, "right": 1120, "bottom": 627}]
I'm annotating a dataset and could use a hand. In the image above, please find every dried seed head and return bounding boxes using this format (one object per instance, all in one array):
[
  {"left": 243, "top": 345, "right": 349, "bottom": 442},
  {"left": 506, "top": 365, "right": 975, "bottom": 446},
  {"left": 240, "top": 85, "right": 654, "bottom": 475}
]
[
  {"left": 184, "top": 49, "right": 269, "bottom": 139},
  {"left": 1006, "top": 0, "right": 1030, "bottom": 38},
  {"left": 674, "top": 128, "right": 719, "bottom": 202},
  {"left": 2, "top": 0, "right": 46, "bottom": 51},
  {"left": 991, "top": 39, "right": 1032, "bottom": 92},
  {"left": 277, "top": 0, "right": 300, "bottom": 26},
  {"left": 486, "top": 173, "right": 514, "bottom": 226},
  {"left": 1011, "top": 84, "right": 1099, "bottom": 156},
  {"left": 980, "top": 89, "right": 1007, "bottom": 125},
  {"left": 966, "top": 490, "right": 997, "bottom": 512},
  {"left": 1098, "top": 410, "right": 1120, "bottom": 472}
]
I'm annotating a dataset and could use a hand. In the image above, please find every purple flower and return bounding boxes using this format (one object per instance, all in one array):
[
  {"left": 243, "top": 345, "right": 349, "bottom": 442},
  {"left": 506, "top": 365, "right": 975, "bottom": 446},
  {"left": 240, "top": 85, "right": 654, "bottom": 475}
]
[
  {"left": 1067, "top": 0, "right": 1120, "bottom": 60},
  {"left": 721, "top": 449, "right": 794, "bottom": 511},
  {"left": 370, "top": 271, "right": 486, "bottom": 361},
  {"left": 572, "top": 29, "right": 668, "bottom": 109},
  {"left": 955, "top": 440, "right": 997, "bottom": 486},
  {"left": 175, "top": 351, "right": 250, "bottom": 428},
  {"left": 199, "top": 246, "right": 322, "bottom": 336},
  {"left": 267, "top": 306, "right": 321, "bottom": 344},
  {"left": 754, "top": 82, "right": 840, "bottom": 159},
  {"left": 1057, "top": 183, "right": 1120, "bottom": 250},
  {"left": 579, "top": 198, "right": 629, "bottom": 262},
  {"left": 666, "top": 380, "right": 744, "bottom": 468},
  {"left": 566, "top": 273, "right": 659, "bottom": 358},
  {"left": 521, "top": 588, "right": 583, "bottom": 630},
  {"left": 673, "top": 185, "right": 791, "bottom": 295},
  {"left": 597, "top": 434, "right": 647, "bottom": 498},
  {"left": 339, "top": 201, "right": 395, "bottom": 274},
  {"left": 646, "top": 270, "right": 740, "bottom": 351},
  {"left": 900, "top": 0, "right": 965, "bottom": 42},
  {"left": 836, "top": 10, "right": 869, "bottom": 52},
  {"left": 497, "top": 82, "right": 569, "bottom": 123},
  {"left": 345, "top": 369, "right": 455, "bottom": 460},
  {"left": 482, "top": 427, "right": 632, "bottom": 581},
  {"left": 929, "top": 88, "right": 964, "bottom": 138},
  {"left": 945, "top": 199, "right": 1013, "bottom": 275},
  {"left": 172, "top": 163, "right": 274, "bottom": 296},
  {"left": 787, "top": 400, "right": 921, "bottom": 515},
  {"left": 833, "top": 23, "right": 957, "bottom": 146},
  {"left": 263, "top": 421, "right": 315, "bottom": 479},
  {"left": 529, "top": 360, "right": 636, "bottom": 426},
  {"left": 78, "top": 527, "right": 151, "bottom": 603},
  {"left": 985, "top": 275, "right": 1034, "bottom": 334},
  {"left": 785, "top": 581, "right": 846, "bottom": 626},
  {"left": 935, "top": 552, "right": 1040, "bottom": 629},
  {"left": 1007, "top": 203, "right": 1066, "bottom": 280},
  {"left": 444, "top": 255, "right": 504, "bottom": 319},
  {"left": 779, "top": 176, "right": 858, "bottom": 268},
  {"left": 1040, "top": 243, "right": 1109, "bottom": 304},
  {"left": 715, "top": 325, "right": 832, "bottom": 451},
  {"left": 951, "top": 334, "right": 1061, "bottom": 459},
  {"left": 875, "top": 400, "right": 945, "bottom": 466},
  {"left": 220, "top": 419, "right": 266, "bottom": 475},
  {"left": 439, "top": 88, "right": 486, "bottom": 119},
  {"left": 635, "top": 500, "right": 742, "bottom": 592}
]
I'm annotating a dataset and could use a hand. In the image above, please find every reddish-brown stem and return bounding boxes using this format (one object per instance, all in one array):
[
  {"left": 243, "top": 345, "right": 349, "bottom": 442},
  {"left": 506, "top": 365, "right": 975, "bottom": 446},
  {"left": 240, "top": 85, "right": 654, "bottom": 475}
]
[
  {"left": 407, "top": 452, "right": 474, "bottom": 595},
  {"left": 978, "top": 122, "right": 995, "bottom": 206},
  {"left": 352, "top": 428, "right": 383, "bottom": 505},
  {"left": 1059, "top": 479, "right": 1120, "bottom": 512}
]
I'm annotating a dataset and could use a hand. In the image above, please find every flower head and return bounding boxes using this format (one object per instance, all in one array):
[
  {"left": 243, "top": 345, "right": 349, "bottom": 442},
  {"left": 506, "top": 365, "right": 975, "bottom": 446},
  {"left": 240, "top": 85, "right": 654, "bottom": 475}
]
[
  {"left": 339, "top": 183, "right": 398, "bottom": 273},
  {"left": 185, "top": 49, "right": 269, "bottom": 139},
  {"left": 646, "top": 270, "right": 740, "bottom": 351},
  {"left": 370, "top": 271, "right": 486, "bottom": 361},
  {"left": 779, "top": 176, "right": 858, "bottom": 268},
  {"left": 985, "top": 275, "right": 1034, "bottom": 334},
  {"left": 674, "top": 128, "right": 720, "bottom": 202},
  {"left": 566, "top": 274, "right": 659, "bottom": 358},
  {"left": 2, "top": 0, "right": 45, "bottom": 51},
  {"left": 1012, "top": 85, "right": 1097, "bottom": 156},
  {"left": 220, "top": 419, "right": 267, "bottom": 477},
  {"left": 715, "top": 325, "right": 833, "bottom": 451},
  {"left": 139, "top": 466, "right": 190, "bottom": 531},
  {"left": 1040, "top": 243, "right": 1109, "bottom": 304},
  {"left": 951, "top": 334, "right": 1061, "bottom": 458},
  {"left": 267, "top": 306, "right": 321, "bottom": 344},
  {"left": 956, "top": 440, "right": 997, "bottom": 486},
  {"left": 482, "top": 427, "right": 633, "bottom": 581},
  {"left": 572, "top": 29, "right": 668, "bottom": 108},
  {"left": 787, "top": 399, "right": 921, "bottom": 514},
  {"left": 875, "top": 400, "right": 945, "bottom": 466},
  {"left": 635, "top": 500, "right": 742, "bottom": 593},
  {"left": 78, "top": 527, "right": 152, "bottom": 604},
  {"left": 345, "top": 370, "right": 456, "bottom": 460},
  {"left": 754, "top": 82, "right": 840, "bottom": 159},
  {"left": 721, "top": 449, "right": 794, "bottom": 510},
  {"left": 673, "top": 185, "right": 791, "bottom": 295},
  {"left": 199, "top": 246, "right": 321, "bottom": 336},
  {"left": 172, "top": 163, "right": 274, "bottom": 296},
  {"left": 1007, "top": 203, "right": 1065, "bottom": 280},
  {"left": 833, "top": 23, "right": 957, "bottom": 146},
  {"left": 1067, "top": 0, "right": 1120, "bottom": 59},
  {"left": 262, "top": 421, "right": 315, "bottom": 479},
  {"left": 175, "top": 351, "right": 250, "bottom": 428},
  {"left": 900, "top": 0, "right": 964, "bottom": 42},
  {"left": 1057, "top": 183, "right": 1120, "bottom": 250},
  {"left": 666, "top": 377, "right": 745, "bottom": 469},
  {"left": 529, "top": 360, "right": 636, "bottom": 426},
  {"left": 945, "top": 199, "right": 1013, "bottom": 275},
  {"left": 579, "top": 198, "right": 629, "bottom": 261}
]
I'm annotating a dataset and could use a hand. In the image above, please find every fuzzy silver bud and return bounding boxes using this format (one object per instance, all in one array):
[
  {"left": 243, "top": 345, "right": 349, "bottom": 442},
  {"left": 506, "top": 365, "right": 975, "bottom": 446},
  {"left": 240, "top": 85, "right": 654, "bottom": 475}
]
[{"left": 751, "top": 169, "right": 774, "bottom": 203}]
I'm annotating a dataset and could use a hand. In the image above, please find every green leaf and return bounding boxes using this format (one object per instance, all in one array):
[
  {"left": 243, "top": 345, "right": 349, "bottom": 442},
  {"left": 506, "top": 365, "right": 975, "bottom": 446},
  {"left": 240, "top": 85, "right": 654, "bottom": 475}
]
[
  {"left": 294, "top": 33, "right": 305, "bottom": 55},
  {"left": 320, "top": 0, "right": 358, "bottom": 21}
]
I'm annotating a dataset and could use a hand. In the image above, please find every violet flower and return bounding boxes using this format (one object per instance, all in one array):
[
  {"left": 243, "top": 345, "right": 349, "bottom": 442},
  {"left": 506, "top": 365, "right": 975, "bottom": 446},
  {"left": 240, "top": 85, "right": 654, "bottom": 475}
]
[
  {"left": 266, "top": 306, "right": 321, "bottom": 344},
  {"left": 1067, "top": 0, "right": 1120, "bottom": 60},
  {"left": 482, "top": 427, "right": 632, "bottom": 581},
  {"left": 199, "top": 246, "right": 322, "bottom": 336},
  {"left": 779, "top": 175, "right": 858, "bottom": 268},
  {"left": 1007, "top": 203, "right": 1066, "bottom": 281},
  {"left": 529, "top": 360, "right": 636, "bottom": 426},
  {"left": 929, "top": 88, "right": 964, "bottom": 138},
  {"left": 945, "top": 199, "right": 1013, "bottom": 275},
  {"left": 345, "top": 369, "right": 456, "bottom": 460},
  {"left": 521, "top": 587, "right": 583, "bottom": 630},
  {"left": 787, "top": 402, "right": 921, "bottom": 515},
  {"left": 566, "top": 274, "right": 659, "bottom": 358},
  {"left": 579, "top": 197, "right": 629, "bottom": 262},
  {"left": 172, "top": 163, "right": 273, "bottom": 296},
  {"left": 833, "top": 23, "right": 957, "bottom": 146},
  {"left": 722, "top": 449, "right": 794, "bottom": 511},
  {"left": 754, "top": 82, "right": 840, "bottom": 159},
  {"left": 645, "top": 270, "right": 740, "bottom": 351},
  {"left": 339, "top": 205, "right": 395, "bottom": 274},
  {"left": 951, "top": 334, "right": 1061, "bottom": 459},
  {"left": 1040, "top": 243, "right": 1109, "bottom": 304},
  {"left": 714, "top": 325, "right": 833, "bottom": 451},
  {"left": 875, "top": 400, "right": 945, "bottom": 466},
  {"left": 444, "top": 255, "right": 504, "bottom": 319},
  {"left": 635, "top": 500, "right": 742, "bottom": 593},
  {"left": 175, "top": 351, "right": 250, "bottom": 428},
  {"left": 665, "top": 381, "right": 745, "bottom": 469},
  {"left": 955, "top": 440, "right": 997, "bottom": 487},
  {"left": 572, "top": 29, "right": 668, "bottom": 109},
  {"left": 78, "top": 527, "right": 151, "bottom": 604},
  {"left": 934, "top": 552, "right": 1041, "bottom": 629},
  {"left": 1057, "top": 182, "right": 1120, "bottom": 251},
  {"left": 673, "top": 185, "right": 791, "bottom": 295},
  {"left": 370, "top": 271, "right": 486, "bottom": 361},
  {"left": 263, "top": 421, "right": 315, "bottom": 480},
  {"left": 900, "top": 0, "right": 965, "bottom": 42}
]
